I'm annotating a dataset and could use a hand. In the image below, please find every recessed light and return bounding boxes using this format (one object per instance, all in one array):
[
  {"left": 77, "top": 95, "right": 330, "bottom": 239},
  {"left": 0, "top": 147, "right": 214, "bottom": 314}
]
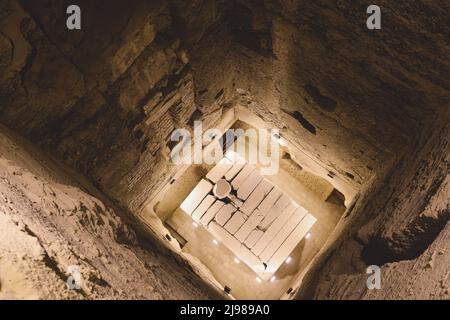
[
  {"left": 234, "top": 257, "right": 240, "bottom": 264},
  {"left": 256, "top": 277, "right": 262, "bottom": 283},
  {"left": 212, "top": 239, "right": 219, "bottom": 245},
  {"left": 273, "top": 132, "right": 288, "bottom": 146},
  {"left": 285, "top": 256, "right": 292, "bottom": 264},
  {"left": 192, "top": 222, "right": 199, "bottom": 228},
  {"left": 270, "top": 276, "right": 276, "bottom": 282},
  {"left": 305, "top": 232, "right": 311, "bottom": 239}
]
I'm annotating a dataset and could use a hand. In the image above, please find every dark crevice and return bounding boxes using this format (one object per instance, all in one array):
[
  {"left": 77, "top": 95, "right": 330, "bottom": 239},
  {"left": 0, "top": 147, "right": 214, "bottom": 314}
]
[
  {"left": 362, "top": 209, "right": 450, "bottom": 266},
  {"left": 283, "top": 109, "right": 316, "bottom": 135},
  {"left": 42, "top": 254, "right": 68, "bottom": 285},
  {"left": 345, "top": 172, "right": 355, "bottom": 180},
  {"left": 22, "top": 224, "right": 89, "bottom": 297},
  {"left": 187, "top": 109, "right": 203, "bottom": 128},
  {"left": 304, "top": 84, "right": 337, "bottom": 112},
  {"left": 228, "top": 1, "right": 273, "bottom": 57},
  {"left": 326, "top": 189, "right": 346, "bottom": 207}
]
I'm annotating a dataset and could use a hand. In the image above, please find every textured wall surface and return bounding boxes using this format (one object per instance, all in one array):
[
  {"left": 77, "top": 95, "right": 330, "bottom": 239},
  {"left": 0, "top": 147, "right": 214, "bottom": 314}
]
[
  {"left": 0, "top": 0, "right": 449, "bottom": 299},
  {"left": 298, "top": 120, "right": 449, "bottom": 299},
  {"left": 0, "top": 125, "right": 221, "bottom": 299}
]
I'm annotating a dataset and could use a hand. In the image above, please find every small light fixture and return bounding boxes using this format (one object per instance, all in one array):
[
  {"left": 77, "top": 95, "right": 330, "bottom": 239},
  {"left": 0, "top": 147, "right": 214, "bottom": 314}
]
[
  {"left": 212, "top": 239, "right": 219, "bottom": 245},
  {"left": 270, "top": 276, "right": 276, "bottom": 282},
  {"left": 224, "top": 286, "right": 231, "bottom": 295},
  {"left": 256, "top": 277, "right": 262, "bottom": 283},
  {"left": 273, "top": 132, "right": 288, "bottom": 147},
  {"left": 192, "top": 222, "right": 199, "bottom": 228},
  {"left": 234, "top": 257, "right": 240, "bottom": 264},
  {"left": 285, "top": 256, "right": 292, "bottom": 264},
  {"left": 305, "top": 232, "right": 311, "bottom": 239}
]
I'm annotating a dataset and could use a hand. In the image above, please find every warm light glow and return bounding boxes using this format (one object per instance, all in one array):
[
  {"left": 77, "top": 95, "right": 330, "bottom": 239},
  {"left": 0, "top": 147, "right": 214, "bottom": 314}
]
[
  {"left": 278, "top": 137, "right": 288, "bottom": 147},
  {"left": 270, "top": 276, "right": 276, "bottom": 282},
  {"left": 234, "top": 257, "right": 240, "bottom": 264},
  {"left": 273, "top": 132, "right": 288, "bottom": 147},
  {"left": 256, "top": 277, "right": 262, "bottom": 283},
  {"left": 212, "top": 239, "right": 219, "bottom": 245},
  {"left": 285, "top": 256, "right": 292, "bottom": 264},
  {"left": 192, "top": 222, "right": 199, "bottom": 228},
  {"left": 305, "top": 232, "right": 311, "bottom": 239}
]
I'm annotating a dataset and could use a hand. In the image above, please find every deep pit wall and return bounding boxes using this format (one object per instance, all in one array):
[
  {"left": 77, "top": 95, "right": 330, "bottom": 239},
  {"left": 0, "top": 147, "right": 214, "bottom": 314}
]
[
  {"left": 1, "top": 0, "right": 449, "bottom": 300},
  {"left": 2, "top": 0, "right": 448, "bottom": 216},
  {"left": 296, "top": 115, "right": 449, "bottom": 300},
  {"left": 1, "top": 0, "right": 237, "bottom": 214},
  {"left": 0, "top": 124, "right": 223, "bottom": 299}
]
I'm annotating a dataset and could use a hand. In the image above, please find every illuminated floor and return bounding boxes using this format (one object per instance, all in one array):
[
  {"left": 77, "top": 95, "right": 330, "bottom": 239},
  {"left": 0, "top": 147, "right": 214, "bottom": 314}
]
[
  {"left": 178, "top": 151, "right": 317, "bottom": 280},
  {"left": 156, "top": 159, "right": 345, "bottom": 299}
]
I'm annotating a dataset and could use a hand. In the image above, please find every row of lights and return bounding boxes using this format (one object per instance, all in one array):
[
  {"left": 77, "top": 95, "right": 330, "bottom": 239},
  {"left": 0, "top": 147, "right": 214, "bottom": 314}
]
[
  {"left": 200, "top": 219, "right": 313, "bottom": 284},
  {"left": 212, "top": 238, "right": 269, "bottom": 284},
  {"left": 257, "top": 232, "right": 312, "bottom": 283}
]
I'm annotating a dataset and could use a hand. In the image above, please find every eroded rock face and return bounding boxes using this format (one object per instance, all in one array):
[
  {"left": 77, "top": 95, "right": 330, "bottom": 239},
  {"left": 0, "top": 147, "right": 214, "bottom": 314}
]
[
  {"left": 232, "top": 0, "right": 449, "bottom": 187},
  {"left": 314, "top": 220, "right": 450, "bottom": 300},
  {"left": 2, "top": 0, "right": 448, "bottom": 209},
  {"left": 0, "top": 125, "right": 221, "bottom": 299},
  {"left": 298, "top": 121, "right": 449, "bottom": 300},
  {"left": 0, "top": 0, "right": 449, "bottom": 299}
]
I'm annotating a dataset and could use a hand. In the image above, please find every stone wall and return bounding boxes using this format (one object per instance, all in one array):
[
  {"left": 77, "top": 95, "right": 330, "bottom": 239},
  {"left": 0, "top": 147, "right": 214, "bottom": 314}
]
[
  {"left": 0, "top": 0, "right": 235, "bottom": 212},
  {"left": 3, "top": 0, "right": 448, "bottom": 212},
  {"left": 1, "top": 0, "right": 449, "bottom": 299},
  {"left": 0, "top": 124, "right": 221, "bottom": 299}
]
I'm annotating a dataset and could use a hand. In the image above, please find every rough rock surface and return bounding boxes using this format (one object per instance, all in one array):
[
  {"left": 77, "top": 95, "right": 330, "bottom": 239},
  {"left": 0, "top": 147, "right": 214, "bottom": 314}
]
[
  {"left": 1, "top": 0, "right": 448, "bottom": 211},
  {"left": 0, "top": 125, "right": 220, "bottom": 299},
  {"left": 297, "top": 120, "right": 449, "bottom": 300},
  {"left": 0, "top": 0, "right": 449, "bottom": 300}
]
